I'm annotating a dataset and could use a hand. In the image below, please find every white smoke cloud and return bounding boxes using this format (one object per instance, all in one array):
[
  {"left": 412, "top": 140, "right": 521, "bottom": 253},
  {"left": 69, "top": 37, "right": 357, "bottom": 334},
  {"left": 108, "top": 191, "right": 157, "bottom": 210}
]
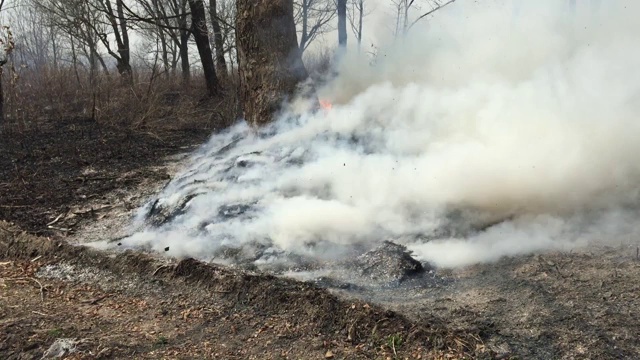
[{"left": 116, "top": 0, "right": 640, "bottom": 269}]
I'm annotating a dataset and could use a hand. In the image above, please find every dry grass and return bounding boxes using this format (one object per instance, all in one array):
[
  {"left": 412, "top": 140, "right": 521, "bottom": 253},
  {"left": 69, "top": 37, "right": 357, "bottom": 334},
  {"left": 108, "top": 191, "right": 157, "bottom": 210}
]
[{"left": 1, "top": 65, "right": 240, "bottom": 134}]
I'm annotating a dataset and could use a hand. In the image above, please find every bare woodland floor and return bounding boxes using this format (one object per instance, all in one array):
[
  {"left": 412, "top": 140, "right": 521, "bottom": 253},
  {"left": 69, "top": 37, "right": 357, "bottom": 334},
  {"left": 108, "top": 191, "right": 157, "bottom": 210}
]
[{"left": 1, "top": 117, "right": 639, "bottom": 359}]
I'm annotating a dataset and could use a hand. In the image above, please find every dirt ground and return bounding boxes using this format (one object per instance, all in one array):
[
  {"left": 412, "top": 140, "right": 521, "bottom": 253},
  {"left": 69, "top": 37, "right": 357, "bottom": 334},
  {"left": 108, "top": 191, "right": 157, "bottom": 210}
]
[{"left": 2, "top": 116, "right": 640, "bottom": 359}]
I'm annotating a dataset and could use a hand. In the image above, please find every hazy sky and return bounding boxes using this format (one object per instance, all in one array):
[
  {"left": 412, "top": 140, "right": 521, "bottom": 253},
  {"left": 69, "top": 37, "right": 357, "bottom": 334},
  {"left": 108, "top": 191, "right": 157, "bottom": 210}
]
[{"left": 310, "top": 0, "right": 604, "bottom": 54}]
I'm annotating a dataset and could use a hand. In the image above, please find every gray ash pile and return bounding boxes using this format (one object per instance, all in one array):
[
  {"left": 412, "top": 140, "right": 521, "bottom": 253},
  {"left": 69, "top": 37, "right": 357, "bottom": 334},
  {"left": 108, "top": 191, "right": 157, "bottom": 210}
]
[{"left": 350, "top": 241, "right": 429, "bottom": 285}]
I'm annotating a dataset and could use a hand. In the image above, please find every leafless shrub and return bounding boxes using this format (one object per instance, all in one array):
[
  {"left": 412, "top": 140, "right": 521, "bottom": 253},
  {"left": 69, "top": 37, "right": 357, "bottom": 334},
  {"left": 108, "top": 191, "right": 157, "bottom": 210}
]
[{"left": 304, "top": 47, "right": 334, "bottom": 82}]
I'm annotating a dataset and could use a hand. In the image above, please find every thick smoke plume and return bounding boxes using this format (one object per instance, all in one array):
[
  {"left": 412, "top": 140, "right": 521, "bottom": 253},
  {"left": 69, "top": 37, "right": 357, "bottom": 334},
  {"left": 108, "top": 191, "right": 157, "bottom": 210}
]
[{"left": 116, "top": 1, "right": 640, "bottom": 269}]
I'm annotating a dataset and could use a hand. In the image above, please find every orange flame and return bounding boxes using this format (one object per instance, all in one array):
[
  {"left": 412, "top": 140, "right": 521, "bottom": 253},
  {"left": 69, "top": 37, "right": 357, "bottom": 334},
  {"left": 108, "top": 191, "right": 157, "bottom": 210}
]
[{"left": 319, "top": 99, "right": 333, "bottom": 111}]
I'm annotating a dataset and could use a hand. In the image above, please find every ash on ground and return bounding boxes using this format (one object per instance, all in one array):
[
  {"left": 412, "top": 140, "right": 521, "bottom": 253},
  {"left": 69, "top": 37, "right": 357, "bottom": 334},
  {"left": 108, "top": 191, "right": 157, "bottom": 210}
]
[
  {"left": 110, "top": 127, "right": 497, "bottom": 293},
  {"left": 349, "top": 241, "right": 428, "bottom": 284}
]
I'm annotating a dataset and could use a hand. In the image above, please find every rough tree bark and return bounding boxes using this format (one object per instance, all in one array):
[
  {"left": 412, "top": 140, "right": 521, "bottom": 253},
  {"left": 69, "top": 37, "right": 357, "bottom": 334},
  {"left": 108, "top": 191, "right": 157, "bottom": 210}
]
[
  {"left": 236, "top": 0, "right": 310, "bottom": 127},
  {"left": 188, "top": 0, "right": 220, "bottom": 97},
  {"left": 209, "top": 0, "right": 227, "bottom": 79},
  {"left": 337, "top": 0, "right": 347, "bottom": 47}
]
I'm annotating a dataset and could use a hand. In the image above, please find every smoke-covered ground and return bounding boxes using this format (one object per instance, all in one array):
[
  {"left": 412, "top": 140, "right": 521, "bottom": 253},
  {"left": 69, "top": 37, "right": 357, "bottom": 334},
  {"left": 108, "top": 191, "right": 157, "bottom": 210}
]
[{"left": 104, "top": 1, "right": 640, "bottom": 276}]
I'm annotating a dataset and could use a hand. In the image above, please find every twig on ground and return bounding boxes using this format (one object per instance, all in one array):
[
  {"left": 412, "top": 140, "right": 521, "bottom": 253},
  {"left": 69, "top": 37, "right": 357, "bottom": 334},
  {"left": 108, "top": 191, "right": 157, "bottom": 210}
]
[
  {"left": 554, "top": 264, "right": 567, "bottom": 279},
  {"left": 32, "top": 310, "right": 49, "bottom": 316},
  {"left": 73, "top": 204, "right": 118, "bottom": 215},
  {"left": 0, "top": 225, "right": 17, "bottom": 233},
  {"left": 47, "top": 225, "right": 72, "bottom": 232},
  {"left": 152, "top": 264, "right": 173, "bottom": 276},
  {"left": 74, "top": 176, "right": 116, "bottom": 183},
  {"left": 82, "top": 294, "right": 110, "bottom": 305},
  {"left": 391, "top": 337, "right": 397, "bottom": 357},
  {"left": 46, "top": 213, "right": 65, "bottom": 226},
  {"left": 6, "top": 277, "right": 45, "bottom": 301}
]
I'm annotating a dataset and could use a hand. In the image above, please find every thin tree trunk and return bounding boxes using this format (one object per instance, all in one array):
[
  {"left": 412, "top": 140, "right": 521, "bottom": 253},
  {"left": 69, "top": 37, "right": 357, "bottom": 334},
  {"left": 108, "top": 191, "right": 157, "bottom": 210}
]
[
  {"left": 189, "top": 0, "right": 220, "bottom": 97},
  {"left": 209, "top": 0, "right": 227, "bottom": 79},
  {"left": 337, "top": 0, "right": 347, "bottom": 47},
  {"left": 51, "top": 32, "right": 59, "bottom": 70},
  {"left": 161, "top": 34, "right": 169, "bottom": 76},
  {"left": 0, "top": 66, "right": 4, "bottom": 124},
  {"left": 236, "top": 0, "right": 310, "bottom": 126},
  {"left": 299, "top": 0, "right": 309, "bottom": 51},
  {"left": 115, "top": 0, "right": 132, "bottom": 83},
  {"left": 357, "top": 0, "right": 363, "bottom": 48},
  {"left": 70, "top": 36, "right": 81, "bottom": 86},
  {"left": 179, "top": 29, "right": 190, "bottom": 83},
  {"left": 97, "top": 53, "right": 109, "bottom": 75}
]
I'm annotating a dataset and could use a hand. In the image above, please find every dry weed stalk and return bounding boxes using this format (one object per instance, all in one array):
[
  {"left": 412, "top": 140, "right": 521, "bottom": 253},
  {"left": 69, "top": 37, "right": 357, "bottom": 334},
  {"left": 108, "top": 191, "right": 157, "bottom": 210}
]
[{"left": 1, "top": 65, "right": 240, "bottom": 134}]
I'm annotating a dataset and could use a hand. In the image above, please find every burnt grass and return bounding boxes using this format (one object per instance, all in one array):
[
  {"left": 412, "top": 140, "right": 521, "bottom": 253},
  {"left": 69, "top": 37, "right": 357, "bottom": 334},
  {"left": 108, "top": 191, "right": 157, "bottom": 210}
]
[
  {"left": 0, "top": 117, "right": 212, "bottom": 236},
  {"left": 0, "top": 224, "right": 490, "bottom": 359},
  {"left": 3, "top": 113, "right": 640, "bottom": 359},
  {"left": 0, "top": 116, "right": 493, "bottom": 359}
]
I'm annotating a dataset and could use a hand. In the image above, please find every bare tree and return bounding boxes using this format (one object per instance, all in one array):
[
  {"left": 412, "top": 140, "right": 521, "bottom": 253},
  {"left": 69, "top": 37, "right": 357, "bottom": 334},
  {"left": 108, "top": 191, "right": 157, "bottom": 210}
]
[
  {"left": 294, "top": 0, "right": 336, "bottom": 53},
  {"left": 129, "top": 0, "right": 192, "bottom": 80},
  {"left": 216, "top": 0, "right": 236, "bottom": 70},
  {"left": 0, "top": 0, "right": 12, "bottom": 124},
  {"left": 347, "top": 0, "right": 366, "bottom": 49},
  {"left": 177, "top": 0, "right": 191, "bottom": 80},
  {"left": 34, "top": 0, "right": 110, "bottom": 79},
  {"left": 208, "top": 0, "right": 227, "bottom": 78},
  {"left": 189, "top": 0, "right": 220, "bottom": 96},
  {"left": 93, "top": 0, "right": 133, "bottom": 82},
  {"left": 9, "top": 7, "right": 62, "bottom": 71},
  {"left": 391, "top": 0, "right": 457, "bottom": 36},
  {"left": 407, "top": 0, "right": 456, "bottom": 30},
  {"left": 337, "top": 0, "right": 347, "bottom": 47}
]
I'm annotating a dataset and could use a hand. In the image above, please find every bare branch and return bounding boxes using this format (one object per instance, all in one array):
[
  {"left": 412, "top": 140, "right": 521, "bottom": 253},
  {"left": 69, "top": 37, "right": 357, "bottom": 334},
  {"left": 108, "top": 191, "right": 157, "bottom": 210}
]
[{"left": 408, "top": 0, "right": 457, "bottom": 30}]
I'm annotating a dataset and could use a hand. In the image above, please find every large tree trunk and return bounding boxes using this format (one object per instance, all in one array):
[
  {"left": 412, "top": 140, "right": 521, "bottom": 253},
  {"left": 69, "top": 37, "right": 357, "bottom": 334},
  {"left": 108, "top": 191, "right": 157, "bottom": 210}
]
[
  {"left": 236, "top": 0, "right": 309, "bottom": 127},
  {"left": 337, "top": 0, "right": 347, "bottom": 47},
  {"left": 189, "top": 0, "right": 220, "bottom": 97},
  {"left": 209, "top": 0, "right": 227, "bottom": 79}
]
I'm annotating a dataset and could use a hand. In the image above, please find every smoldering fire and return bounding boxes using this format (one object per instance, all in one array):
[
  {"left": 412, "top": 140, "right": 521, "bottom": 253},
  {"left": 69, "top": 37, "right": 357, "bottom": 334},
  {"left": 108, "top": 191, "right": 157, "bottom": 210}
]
[{"left": 106, "top": 1, "right": 640, "bottom": 272}]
